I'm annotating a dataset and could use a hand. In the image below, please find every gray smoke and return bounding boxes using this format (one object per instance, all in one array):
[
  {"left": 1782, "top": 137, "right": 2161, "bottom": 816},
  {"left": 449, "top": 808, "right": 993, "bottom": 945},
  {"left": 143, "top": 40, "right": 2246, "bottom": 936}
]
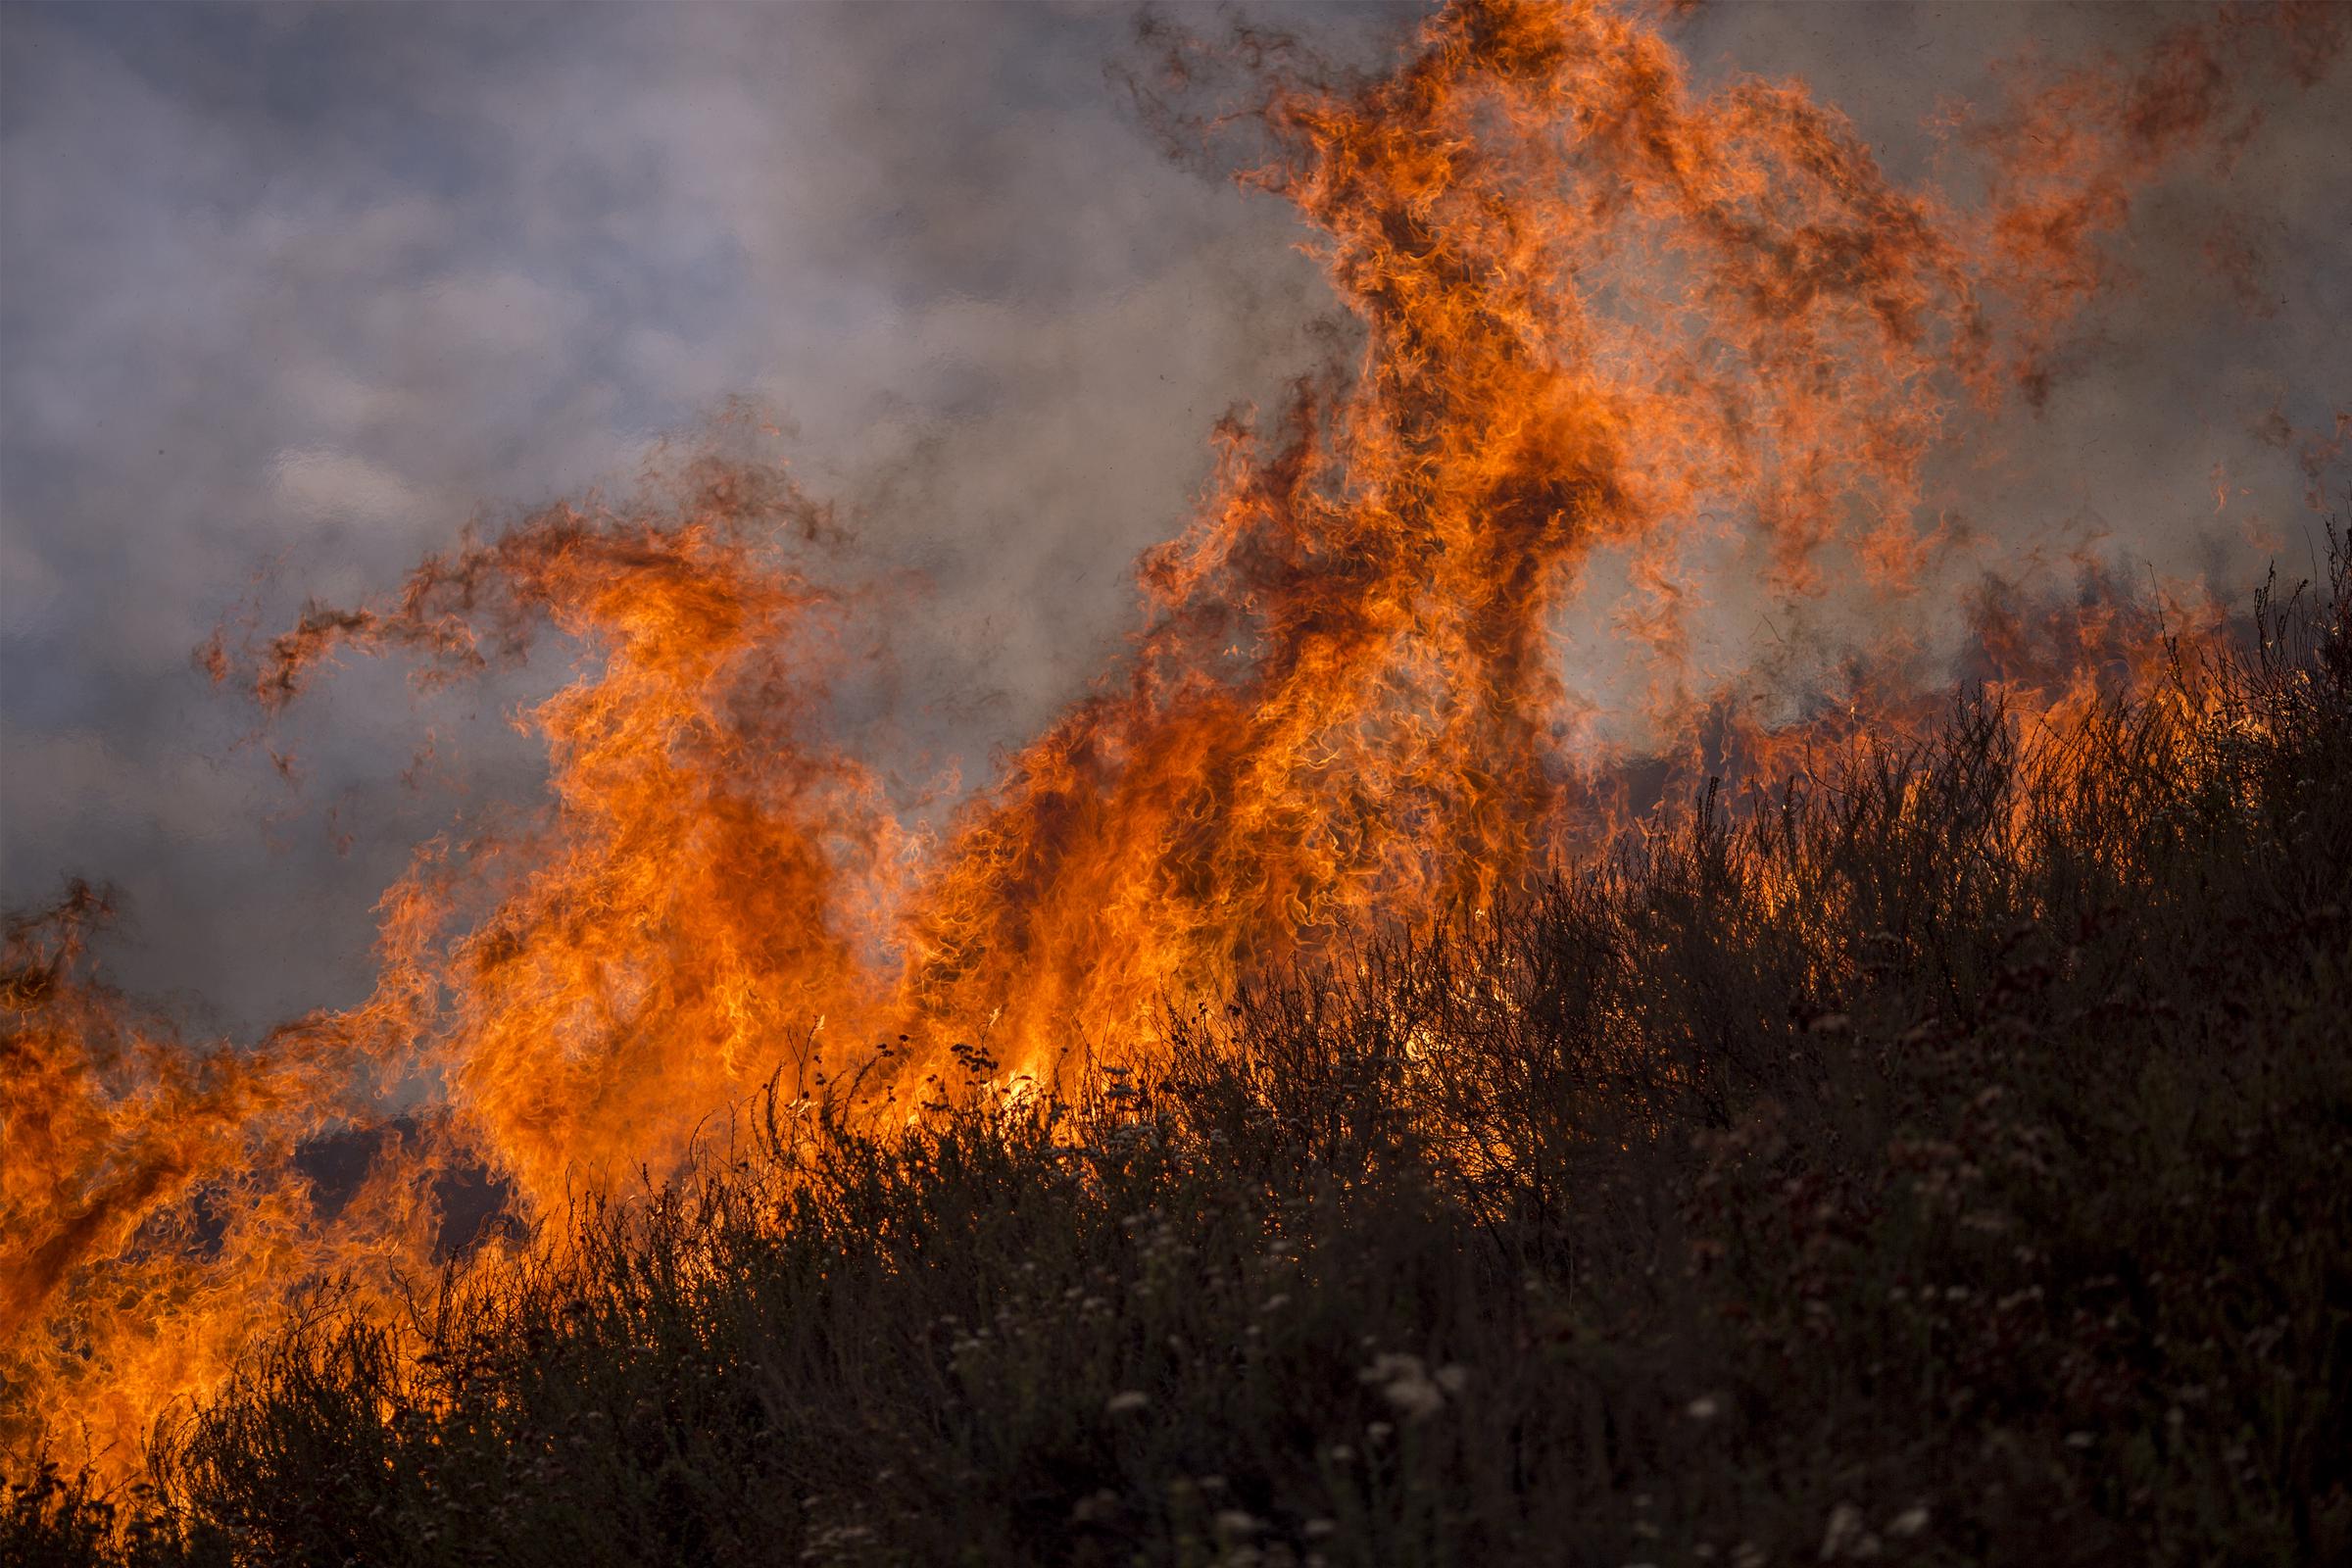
[{"left": 2, "top": 1, "right": 2342, "bottom": 1033}]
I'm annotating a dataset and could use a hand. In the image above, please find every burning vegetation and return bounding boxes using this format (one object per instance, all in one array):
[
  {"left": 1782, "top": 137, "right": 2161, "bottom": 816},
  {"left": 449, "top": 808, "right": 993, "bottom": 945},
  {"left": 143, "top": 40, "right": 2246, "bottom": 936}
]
[{"left": 5, "top": 2, "right": 2349, "bottom": 1562}]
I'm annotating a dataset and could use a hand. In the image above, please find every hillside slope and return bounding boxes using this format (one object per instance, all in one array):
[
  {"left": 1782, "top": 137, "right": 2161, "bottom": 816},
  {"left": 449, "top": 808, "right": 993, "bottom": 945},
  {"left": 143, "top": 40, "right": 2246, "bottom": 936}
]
[{"left": 11, "top": 542, "right": 2350, "bottom": 1567}]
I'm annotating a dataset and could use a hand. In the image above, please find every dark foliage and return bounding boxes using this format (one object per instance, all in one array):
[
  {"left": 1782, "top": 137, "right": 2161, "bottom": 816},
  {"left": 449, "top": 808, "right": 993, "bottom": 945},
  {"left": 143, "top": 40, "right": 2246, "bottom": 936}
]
[{"left": 17, "top": 535, "right": 2351, "bottom": 1567}]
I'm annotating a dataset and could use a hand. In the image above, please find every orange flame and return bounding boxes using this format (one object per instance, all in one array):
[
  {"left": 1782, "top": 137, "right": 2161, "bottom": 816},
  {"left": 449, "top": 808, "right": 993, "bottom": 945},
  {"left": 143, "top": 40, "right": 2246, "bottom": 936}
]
[{"left": 3, "top": 0, "right": 2335, "bottom": 1477}]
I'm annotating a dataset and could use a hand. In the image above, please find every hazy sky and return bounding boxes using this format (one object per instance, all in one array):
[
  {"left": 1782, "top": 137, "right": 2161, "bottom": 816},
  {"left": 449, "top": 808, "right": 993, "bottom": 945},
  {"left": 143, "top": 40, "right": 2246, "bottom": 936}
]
[{"left": 3, "top": 1, "right": 2345, "bottom": 1034}]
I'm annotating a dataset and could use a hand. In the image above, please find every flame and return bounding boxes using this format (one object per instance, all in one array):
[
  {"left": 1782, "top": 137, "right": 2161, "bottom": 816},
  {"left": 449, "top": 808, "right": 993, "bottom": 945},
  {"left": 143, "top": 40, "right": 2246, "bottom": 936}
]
[{"left": 4, "top": 0, "right": 2337, "bottom": 1477}]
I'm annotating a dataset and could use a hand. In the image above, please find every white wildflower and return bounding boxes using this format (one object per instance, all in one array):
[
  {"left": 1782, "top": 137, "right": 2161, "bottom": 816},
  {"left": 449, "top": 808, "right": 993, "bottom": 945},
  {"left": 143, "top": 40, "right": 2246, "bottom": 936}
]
[
  {"left": 1359, "top": 1350, "right": 1448, "bottom": 1420},
  {"left": 1820, "top": 1501, "right": 1869, "bottom": 1560}
]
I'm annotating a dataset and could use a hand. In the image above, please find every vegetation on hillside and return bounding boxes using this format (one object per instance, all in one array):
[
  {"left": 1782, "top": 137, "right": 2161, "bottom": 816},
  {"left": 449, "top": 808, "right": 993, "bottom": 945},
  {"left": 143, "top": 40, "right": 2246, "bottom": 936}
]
[{"left": 10, "top": 535, "right": 2350, "bottom": 1567}]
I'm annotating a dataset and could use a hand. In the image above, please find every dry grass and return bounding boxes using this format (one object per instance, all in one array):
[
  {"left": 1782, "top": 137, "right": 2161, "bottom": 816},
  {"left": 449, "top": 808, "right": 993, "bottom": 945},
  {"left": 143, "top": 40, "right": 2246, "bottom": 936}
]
[{"left": 11, "top": 534, "right": 2350, "bottom": 1568}]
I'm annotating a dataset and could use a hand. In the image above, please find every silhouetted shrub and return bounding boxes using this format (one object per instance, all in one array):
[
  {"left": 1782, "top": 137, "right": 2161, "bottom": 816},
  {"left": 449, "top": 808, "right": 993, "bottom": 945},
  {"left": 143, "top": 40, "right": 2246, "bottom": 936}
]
[{"left": 21, "top": 533, "right": 2352, "bottom": 1567}]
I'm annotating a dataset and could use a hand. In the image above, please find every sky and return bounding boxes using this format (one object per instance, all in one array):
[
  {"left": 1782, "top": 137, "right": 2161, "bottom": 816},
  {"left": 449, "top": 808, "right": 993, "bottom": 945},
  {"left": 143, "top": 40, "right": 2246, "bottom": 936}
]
[{"left": 3, "top": 1, "right": 2345, "bottom": 1036}]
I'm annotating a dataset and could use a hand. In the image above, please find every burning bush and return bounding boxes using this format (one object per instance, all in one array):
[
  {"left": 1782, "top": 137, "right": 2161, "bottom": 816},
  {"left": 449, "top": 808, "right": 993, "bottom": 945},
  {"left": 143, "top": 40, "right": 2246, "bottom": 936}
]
[
  {"left": 6, "top": 2, "right": 2348, "bottom": 1560},
  {"left": 12, "top": 529, "right": 2345, "bottom": 1565}
]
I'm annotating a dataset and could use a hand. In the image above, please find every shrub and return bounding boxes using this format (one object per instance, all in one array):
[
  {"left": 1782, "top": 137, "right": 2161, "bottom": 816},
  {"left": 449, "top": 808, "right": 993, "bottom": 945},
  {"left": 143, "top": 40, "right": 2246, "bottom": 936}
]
[{"left": 20, "top": 533, "right": 2352, "bottom": 1566}]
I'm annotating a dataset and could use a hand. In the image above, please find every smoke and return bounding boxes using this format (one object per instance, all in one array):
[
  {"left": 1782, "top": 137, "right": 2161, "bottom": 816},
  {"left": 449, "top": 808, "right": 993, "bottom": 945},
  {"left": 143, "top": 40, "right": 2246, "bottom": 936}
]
[
  {"left": 4, "top": 2, "right": 2342, "bottom": 1032},
  {"left": 0, "top": 2, "right": 1373, "bottom": 1031}
]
